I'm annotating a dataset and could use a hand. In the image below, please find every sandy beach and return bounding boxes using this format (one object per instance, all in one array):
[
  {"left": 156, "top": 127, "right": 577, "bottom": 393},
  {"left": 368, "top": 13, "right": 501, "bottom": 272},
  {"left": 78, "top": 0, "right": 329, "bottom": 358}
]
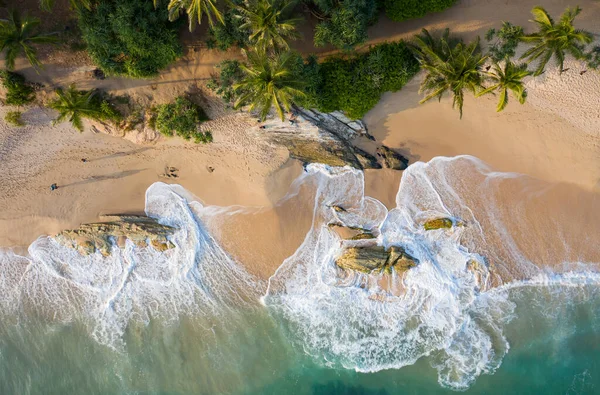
[{"left": 1, "top": 0, "right": 599, "bottom": 268}]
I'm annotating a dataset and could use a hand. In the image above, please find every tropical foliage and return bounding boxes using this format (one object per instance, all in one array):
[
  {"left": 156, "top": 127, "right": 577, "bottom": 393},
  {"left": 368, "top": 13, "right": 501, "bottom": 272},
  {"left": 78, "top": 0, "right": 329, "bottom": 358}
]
[
  {"left": 520, "top": 6, "right": 593, "bottom": 75},
  {"left": 0, "top": 10, "right": 57, "bottom": 71},
  {"left": 485, "top": 22, "right": 524, "bottom": 62},
  {"left": 207, "top": 4, "right": 249, "bottom": 50},
  {"left": 411, "top": 28, "right": 487, "bottom": 118},
  {"left": 233, "top": 49, "right": 305, "bottom": 121},
  {"left": 78, "top": 0, "right": 182, "bottom": 78},
  {"left": 154, "top": 96, "right": 210, "bottom": 141},
  {"left": 310, "top": 0, "right": 378, "bottom": 50},
  {"left": 5, "top": 110, "right": 24, "bottom": 126},
  {"left": 0, "top": 70, "right": 36, "bottom": 106},
  {"left": 48, "top": 85, "right": 122, "bottom": 132},
  {"left": 236, "top": 0, "right": 300, "bottom": 52},
  {"left": 40, "top": 0, "right": 92, "bottom": 12},
  {"left": 163, "top": 0, "right": 224, "bottom": 31},
  {"left": 477, "top": 60, "right": 531, "bottom": 112},
  {"left": 307, "top": 41, "right": 419, "bottom": 118},
  {"left": 384, "top": 0, "right": 456, "bottom": 22},
  {"left": 207, "top": 60, "right": 245, "bottom": 102}
]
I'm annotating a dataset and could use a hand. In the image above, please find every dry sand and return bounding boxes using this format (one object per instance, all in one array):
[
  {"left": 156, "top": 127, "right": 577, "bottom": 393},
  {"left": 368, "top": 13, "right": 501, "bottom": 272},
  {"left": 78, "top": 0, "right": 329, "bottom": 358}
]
[{"left": 1, "top": 0, "right": 599, "bottom": 280}]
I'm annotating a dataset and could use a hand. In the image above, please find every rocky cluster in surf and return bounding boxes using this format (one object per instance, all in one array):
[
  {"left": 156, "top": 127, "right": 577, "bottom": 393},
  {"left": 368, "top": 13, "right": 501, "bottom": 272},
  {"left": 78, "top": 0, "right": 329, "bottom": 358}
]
[{"left": 55, "top": 215, "right": 176, "bottom": 256}]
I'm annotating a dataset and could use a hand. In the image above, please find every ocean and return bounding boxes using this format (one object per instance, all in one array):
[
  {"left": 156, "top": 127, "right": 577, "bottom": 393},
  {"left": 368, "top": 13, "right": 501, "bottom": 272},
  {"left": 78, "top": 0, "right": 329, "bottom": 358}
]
[{"left": 1, "top": 156, "right": 599, "bottom": 394}]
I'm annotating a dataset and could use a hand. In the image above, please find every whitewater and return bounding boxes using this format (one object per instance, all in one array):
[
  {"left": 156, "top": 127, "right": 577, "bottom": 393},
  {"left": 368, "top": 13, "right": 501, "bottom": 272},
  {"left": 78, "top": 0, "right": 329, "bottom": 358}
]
[{"left": 1, "top": 155, "right": 599, "bottom": 393}]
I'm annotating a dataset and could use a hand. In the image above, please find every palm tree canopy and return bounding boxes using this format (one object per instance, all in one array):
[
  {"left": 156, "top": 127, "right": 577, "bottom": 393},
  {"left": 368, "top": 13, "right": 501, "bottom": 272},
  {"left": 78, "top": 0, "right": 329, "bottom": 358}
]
[
  {"left": 477, "top": 60, "right": 532, "bottom": 112},
  {"left": 166, "top": 0, "right": 224, "bottom": 31},
  {"left": 0, "top": 10, "right": 58, "bottom": 70},
  {"left": 236, "top": 0, "right": 301, "bottom": 52},
  {"left": 411, "top": 28, "right": 488, "bottom": 118},
  {"left": 520, "top": 6, "right": 593, "bottom": 75},
  {"left": 39, "top": 0, "right": 92, "bottom": 12},
  {"left": 233, "top": 49, "right": 305, "bottom": 121},
  {"left": 48, "top": 85, "right": 120, "bottom": 132}
]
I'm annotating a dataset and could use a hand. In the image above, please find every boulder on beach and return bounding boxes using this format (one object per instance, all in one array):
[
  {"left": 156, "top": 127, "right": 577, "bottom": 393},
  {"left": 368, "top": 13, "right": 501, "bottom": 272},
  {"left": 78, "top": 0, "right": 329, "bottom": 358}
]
[
  {"left": 55, "top": 215, "right": 177, "bottom": 256},
  {"left": 423, "top": 218, "right": 453, "bottom": 230},
  {"left": 376, "top": 145, "right": 409, "bottom": 170},
  {"left": 335, "top": 245, "right": 418, "bottom": 274}
]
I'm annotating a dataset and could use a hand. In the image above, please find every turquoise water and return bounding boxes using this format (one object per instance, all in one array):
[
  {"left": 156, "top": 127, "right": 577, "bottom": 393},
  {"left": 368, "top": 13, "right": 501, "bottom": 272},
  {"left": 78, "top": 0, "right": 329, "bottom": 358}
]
[{"left": 1, "top": 157, "right": 599, "bottom": 394}]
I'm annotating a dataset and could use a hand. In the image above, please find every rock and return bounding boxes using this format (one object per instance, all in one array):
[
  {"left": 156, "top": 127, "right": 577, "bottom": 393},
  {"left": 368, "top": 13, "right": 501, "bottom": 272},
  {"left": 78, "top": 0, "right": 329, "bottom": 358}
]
[
  {"left": 376, "top": 145, "right": 409, "bottom": 170},
  {"left": 284, "top": 139, "right": 362, "bottom": 168},
  {"left": 331, "top": 205, "right": 347, "bottom": 212},
  {"left": 335, "top": 245, "right": 418, "bottom": 274},
  {"left": 350, "top": 232, "right": 376, "bottom": 240},
  {"left": 423, "top": 218, "right": 453, "bottom": 231},
  {"left": 55, "top": 215, "right": 177, "bottom": 256},
  {"left": 353, "top": 147, "right": 382, "bottom": 169}
]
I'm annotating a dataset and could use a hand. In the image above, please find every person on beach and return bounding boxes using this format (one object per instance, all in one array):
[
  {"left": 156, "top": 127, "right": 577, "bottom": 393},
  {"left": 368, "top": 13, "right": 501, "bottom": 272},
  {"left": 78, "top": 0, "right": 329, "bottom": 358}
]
[
  {"left": 50, "top": 183, "right": 58, "bottom": 191},
  {"left": 81, "top": 158, "right": 87, "bottom": 163}
]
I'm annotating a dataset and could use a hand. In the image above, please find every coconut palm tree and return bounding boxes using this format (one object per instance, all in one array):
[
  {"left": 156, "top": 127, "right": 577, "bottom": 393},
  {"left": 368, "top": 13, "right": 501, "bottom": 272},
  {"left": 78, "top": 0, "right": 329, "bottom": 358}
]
[
  {"left": 476, "top": 59, "right": 532, "bottom": 112},
  {"left": 236, "top": 0, "right": 301, "bottom": 52},
  {"left": 520, "top": 6, "right": 593, "bottom": 76},
  {"left": 411, "top": 28, "right": 488, "bottom": 119},
  {"left": 233, "top": 49, "right": 305, "bottom": 121},
  {"left": 164, "top": 0, "right": 224, "bottom": 31},
  {"left": 0, "top": 10, "right": 58, "bottom": 71},
  {"left": 39, "top": 0, "right": 92, "bottom": 12},
  {"left": 48, "top": 85, "right": 120, "bottom": 132}
]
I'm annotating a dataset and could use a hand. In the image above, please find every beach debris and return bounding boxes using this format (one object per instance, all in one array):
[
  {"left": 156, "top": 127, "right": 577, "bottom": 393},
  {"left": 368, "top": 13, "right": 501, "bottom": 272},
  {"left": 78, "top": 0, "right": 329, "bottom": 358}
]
[
  {"left": 423, "top": 217, "right": 454, "bottom": 231},
  {"left": 335, "top": 245, "right": 418, "bottom": 275},
  {"left": 160, "top": 166, "right": 179, "bottom": 179},
  {"left": 207, "top": 166, "right": 215, "bottom": 173},
  {"left": 50, "top": 183, "right": 58, "bottom": 191},
  {"left": 55, "top": 215, "right": 177, "bottom": 256},
  {"left": 376, "top": 145, "right": 409, "bottom": 170}
]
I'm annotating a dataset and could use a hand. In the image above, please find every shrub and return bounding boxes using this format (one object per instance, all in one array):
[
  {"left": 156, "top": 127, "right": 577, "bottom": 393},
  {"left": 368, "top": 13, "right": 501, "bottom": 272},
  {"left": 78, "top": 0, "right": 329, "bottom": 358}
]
[
  {"left": 311, "top": 0, "right": 379, "bottom": 50},
  {"left": 306, "top": 41, "right": 420, "bottom": 119},
  {"left": 5, "top": 111, "right": 24, "bottom": 126},
  {"left": 78, "top": 0, "right": 182, "bottom": 78},
  {"left": 384, "top": 0, "right": 456, "bottom": 22},
  {"left": 485, "top": 22, "right": 524, "bottom": 62},
  {"left": 206, "top": 6, "right": 249, "bottom": 51},
  {"left": 208, "top": 60, "right": 245, "bottom": 103},
  {"left": 0, "top": 70, "right": 35, "bottom": 106},
  {"left": 154, "top": 97, "right": 209, "bottom": 140},
  {"left": 193, "top": 130, "right": 213, "bottom": 144}
]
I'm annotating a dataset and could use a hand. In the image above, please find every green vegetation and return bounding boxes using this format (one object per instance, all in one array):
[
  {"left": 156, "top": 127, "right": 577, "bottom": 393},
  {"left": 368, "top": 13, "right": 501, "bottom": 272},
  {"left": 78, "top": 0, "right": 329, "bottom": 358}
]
[
  {"left": 40, "top": 0, "right": 91, "bottom": 12},
  {"left": 411, "top": 29, "right": 487, "bottom": 118},
  {"left": 0, "top": 10, "right": 58, "bottom": 70},
  {"left": 234, "top": 49, "right": 305, "bottom": 121},
  {"left": 154, "top": 96, "right": 211, "bottom": 141},
  {"left": 520, "top": 6, "right": 593, "bottom": 75},
  {"left": 207, "top": 4, "right": 249, "bottom": 50},
  {"left": 307, "top": 41, "right": 419, "bottom": 119},
  {"left": 237, "top": 0, "right": 301, "bottom": 52},
  {"left": 163, "top": 0, "right": 224, "bottom": 31},
  {"left": 477, "top": 60, "right": 531, "bottom": 112},
  {"left": 207, "top": 60, "right": 245, "bottom": 102},
  {"left": 310, "top": 0, "right": 378, "bottom": 50},
  {"left": 78, "top": 0, "right": 182, "bottom": 78},
  {"left": 384, "top": 0, "right": 456, "bottom": 22},
  {"left": 485, "top": 22, "right": 524, "bottom": 62},
  {"left": 48, "top": 85, "right": 122, "bottom": 132},
  {"left": 0, "top": 70, "right": 35, "bottom": 106},
  {"left": 5, "top": 110, "right": 24, "bottom": 126}
]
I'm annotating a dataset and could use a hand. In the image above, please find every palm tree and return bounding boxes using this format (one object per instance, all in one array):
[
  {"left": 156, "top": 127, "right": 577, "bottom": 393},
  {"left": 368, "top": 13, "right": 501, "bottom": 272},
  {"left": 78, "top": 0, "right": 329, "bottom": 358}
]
[
  {"left": 476, "top": 60, "right": 532, "bottom": 112},
  {"left": 411, "top": 28, "right": 488, "bottom": 118},
  {"left": 233, "top": 49, "right": 305, "bottom": 121},
  {"left": 165, "top": 0, "right": 224, "bottom": 31},
  {"left": 48, "top": 85, "right": 120, "bottom": 132},
  {"left": 39, "top": 0, "right": 92, "bottom": 12},
  {"left": 520, "top": 6, "right": 593, "bottom": 76},
  {"left": 236, "top": 0, "right": 301, "bottom": 52},
  {"left": 0, "top": 10, "right": 58, "bottom": 71}
]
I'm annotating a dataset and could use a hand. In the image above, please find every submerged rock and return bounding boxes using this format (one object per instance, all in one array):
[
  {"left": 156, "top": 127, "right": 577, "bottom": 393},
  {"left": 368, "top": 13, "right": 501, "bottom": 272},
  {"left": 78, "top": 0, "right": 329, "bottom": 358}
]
[
  {"left": 55, "top": 215, "right": 177, "bottom": 256},
  {"left": 335, "top": 245, "right": 418, "bottom": 274},
  {"left": 423, "top": 218, "right": 453, "bottom": 231},
  {"left": 376, "top": 145, "right": 409, "bottom": 170}
]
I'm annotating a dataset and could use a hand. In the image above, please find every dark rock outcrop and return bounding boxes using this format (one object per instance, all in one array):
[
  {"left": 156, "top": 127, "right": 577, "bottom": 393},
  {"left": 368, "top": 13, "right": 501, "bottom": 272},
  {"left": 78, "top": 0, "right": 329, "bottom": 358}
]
[
  {"left": 423, "top": 218, "right": 453, "bottom": 230},
  {"left": 55, "top": 215, "right": 176, "bottom": 256},
  {"left": 376, "top": 145, "right": 409, "bottom": 170},
  {"left": 335, "top": 245, "right": 418, "bottom": 274}
]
